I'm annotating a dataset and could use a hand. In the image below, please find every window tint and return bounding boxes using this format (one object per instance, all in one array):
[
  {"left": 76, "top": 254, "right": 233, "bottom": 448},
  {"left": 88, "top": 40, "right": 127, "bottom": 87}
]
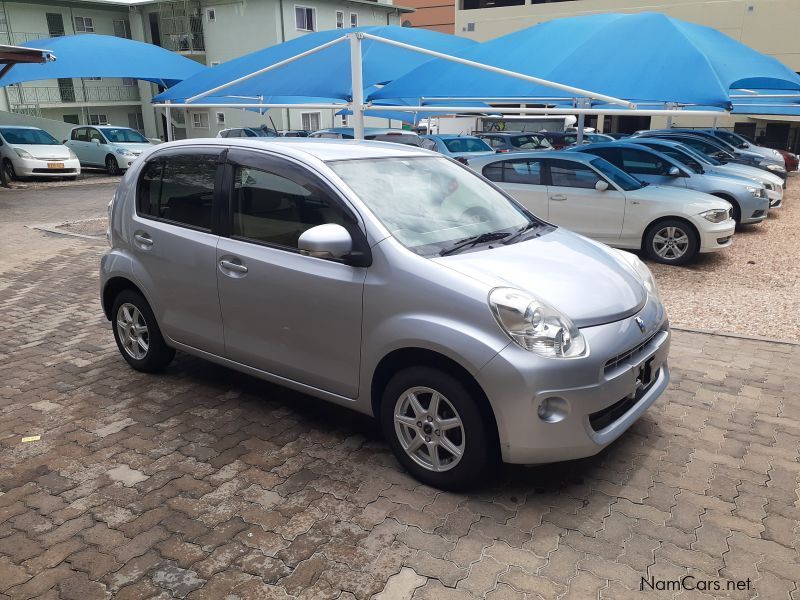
[
  {"left": 138, "top": 154, "right": 218, "bottom": 230},
  {"left": 620, "top": 148, "right": 671, "bottom": 175},
  {"left": 659, "top": 148, "right": 700, "bottom": 172},
  {"left": 72, "top": 128, "right": 88, "bottom": 141},
  {"left": 232, "top": 163, "right": 349, "bottom": 249},
  {"left": 88, "top": 129, "right": 105, "bottom": 143},
  {"left": 443, "top": 138, "right": 492, "bottom": 153},
  {"left": 503, "top": 160, "right": 543, "bottom": 184},
  {"left": 482, "top": 162, "right": 504, "bottom": 182},
  {"left": 584, "top": 147, "right": 620, "bottom": 166},
  {"left": 420, "top": 138, "right": 437, "bottom": 151},
  {"left": 481, "top": 136, "right": 502, "bottom": 149},
  {"left": 548, "top": 159, "right": 602, "bottom": 189}
]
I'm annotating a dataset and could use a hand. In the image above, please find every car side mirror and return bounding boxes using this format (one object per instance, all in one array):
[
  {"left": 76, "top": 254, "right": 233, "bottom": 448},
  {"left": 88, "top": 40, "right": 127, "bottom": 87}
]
[
  {"left": 668, "top": 166, "right": 681, "bottom": 176},
  {"left": 595, "top": 180, "right": 610, "bottom": 192},
  {"left": 93, "top": 139, "right": 101, "bottom": 145},
  {"left": 298, "top": 224, "right": 352, "bottom": 260}
]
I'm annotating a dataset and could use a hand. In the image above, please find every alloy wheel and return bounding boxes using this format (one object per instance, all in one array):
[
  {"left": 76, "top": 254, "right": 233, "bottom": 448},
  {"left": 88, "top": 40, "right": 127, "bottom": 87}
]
[
  {"left": 116, "top": 303, "right": 149, "bottom": 360},
  {"left": 393, "top": 386, "right": 465, "bottom": 472},
  {"left": 652, "top": 225, "right": 689, "bottom": 260}
]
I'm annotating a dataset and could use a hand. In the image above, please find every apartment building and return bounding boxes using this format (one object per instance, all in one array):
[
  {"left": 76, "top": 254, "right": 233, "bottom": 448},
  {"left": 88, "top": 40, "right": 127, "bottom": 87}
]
[
  {"left": 454, "top": 0, "right": 800, "bottom": 149},
  {"left": 0, "top": 0, "right": 409, "bottom": 140},
  {"left": 400, "top": 0, "right": 454, "bottom": 33}
]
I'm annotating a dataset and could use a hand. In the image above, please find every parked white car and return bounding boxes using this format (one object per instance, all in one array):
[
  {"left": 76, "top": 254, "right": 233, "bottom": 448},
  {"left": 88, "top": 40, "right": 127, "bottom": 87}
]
[
  {"left": 467, "top": 151, "right": 736, "bottom": 265},
  {"left": 65, "top": 125, "right": 153, "bottom": 174},
  {"left": 0, "top": 126, "right": 80, "bottom": 181}
]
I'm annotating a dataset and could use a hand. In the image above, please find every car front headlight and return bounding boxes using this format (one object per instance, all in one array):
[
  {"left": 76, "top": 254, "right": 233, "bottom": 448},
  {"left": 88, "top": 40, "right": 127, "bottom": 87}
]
[
  {"left": 700, "top": 208, "right": 730, "bottom": 223},
  {"left": 68, "top": 148, "right": 78, "bottom": 160},
  {"left": 489, "top": 287, "right": 586, "bottom": 358},
  {"left": 115, "top": 148, "right": 135, "bottom": 157},
  {"left": 745, "top": 185, "right": 762, "bottom": 197},
  {"left": 765, "top": 164, "right": 784, "bottom": 173},
  {"left": 613, "top": 249, "right": 661, "bottom": 300},
  {"left": 14, "top": 148, "right": 33, "bottom": 159}
]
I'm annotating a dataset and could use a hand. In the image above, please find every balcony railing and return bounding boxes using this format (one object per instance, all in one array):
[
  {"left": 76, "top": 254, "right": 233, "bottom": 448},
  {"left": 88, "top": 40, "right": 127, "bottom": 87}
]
[
  {"left": 0, "top": 31, "right": 51, "bottom": 45},
  {"left": 157, "top": 0, "right": 205, "bottom": 53},
  {"left": 6, "top": 85, "right": 141, "bottom": 106}
]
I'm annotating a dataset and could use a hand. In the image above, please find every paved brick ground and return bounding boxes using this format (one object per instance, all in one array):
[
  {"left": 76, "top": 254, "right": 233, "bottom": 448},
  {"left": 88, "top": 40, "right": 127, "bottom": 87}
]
[{"left": 1, "top": 189, "right": 799, "bottom": 599}]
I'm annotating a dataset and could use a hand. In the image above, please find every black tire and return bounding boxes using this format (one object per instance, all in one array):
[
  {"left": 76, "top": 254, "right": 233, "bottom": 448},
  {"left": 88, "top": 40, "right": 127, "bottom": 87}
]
[
  {"left": 3, "top": 159, "right": 17, "bottom": 182},
  {"left": 380, "top": 366, "right": 494, "bottom": 490},
  {"left": 105, "top": 155, "right": 121, "bottom": 176},
  {"left": 111, "top": 290, "right": 175, "bottom": 372},
  {"left": 643, "top": 219, "right": 699, "bottom": 266}
]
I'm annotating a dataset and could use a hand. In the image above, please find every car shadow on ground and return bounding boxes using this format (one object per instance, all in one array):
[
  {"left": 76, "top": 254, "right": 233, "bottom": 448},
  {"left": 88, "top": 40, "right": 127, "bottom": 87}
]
[{"left": 138, "top": 349, "right": 643, "bottom": 497}]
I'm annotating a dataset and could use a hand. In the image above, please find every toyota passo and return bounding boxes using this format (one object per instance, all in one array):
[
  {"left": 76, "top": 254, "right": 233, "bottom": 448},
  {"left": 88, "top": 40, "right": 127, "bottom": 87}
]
[{"left": 101, "top": 138, "right": 670, "bottom": 490}]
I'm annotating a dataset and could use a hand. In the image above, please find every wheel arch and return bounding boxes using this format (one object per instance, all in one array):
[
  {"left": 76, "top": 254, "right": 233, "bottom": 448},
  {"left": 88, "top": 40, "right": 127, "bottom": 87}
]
[
  {"left": 370, "top": 347, "right": 501, "bottom": 457},
  {"left": 642, "top": 215, "right": 700, "bottom": 251},
  {"left": 102, "top": 276, "right": 144, "bottom": 320},
  {"left": 709, "top": 192, "right": 741, "bottom": 219}
]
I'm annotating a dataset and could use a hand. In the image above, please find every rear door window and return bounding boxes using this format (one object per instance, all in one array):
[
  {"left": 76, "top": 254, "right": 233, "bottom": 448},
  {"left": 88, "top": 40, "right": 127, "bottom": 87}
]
[
  {"left": 138, "top": 152, "right": 219, "bottom": 230},
  {"left": 620, "top": 148, "right": 671, "bottom": 175},
  {"left": 548, "top": 159, "right": 602, "bottom": 189}
]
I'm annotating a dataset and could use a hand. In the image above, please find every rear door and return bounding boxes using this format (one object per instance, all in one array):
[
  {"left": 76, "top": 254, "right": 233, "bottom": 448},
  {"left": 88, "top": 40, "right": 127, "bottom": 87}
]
[
  {"left": 131, "top": 147, "right": 225, "bottom": 355},
  {"left": 545, "top": 157, "right": 625, "bottom": 241},
  {"left": 481, "top": 158, "right": 549, "bottom": 219},
  {"left": 68, "top": 128, "right": 92, "bottom": 164}
]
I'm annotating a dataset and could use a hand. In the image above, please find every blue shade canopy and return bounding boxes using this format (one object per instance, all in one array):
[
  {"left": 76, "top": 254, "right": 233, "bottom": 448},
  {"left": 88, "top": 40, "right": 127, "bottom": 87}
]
[
  {"left": 153, "top": 26, "right": 477, "bottom": 103},
  {"left": 372, "top": 12, "right": 800, "bottom": 108},
  {"left": 0, "top": 35, "right": 206, "bottom": 87}
]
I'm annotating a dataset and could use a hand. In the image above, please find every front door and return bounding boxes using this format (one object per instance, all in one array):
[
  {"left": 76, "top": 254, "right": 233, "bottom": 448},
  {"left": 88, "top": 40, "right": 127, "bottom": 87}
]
[
  {"left": 131, "top": 147, "right": 224, "bottom": 355},
  {"left": 617, "top": 147, "right": 688, "bottom": 188},
  {"left": 216, "top": 149, "right": 366, "bottom": 398},
  {"left": 545, "top": 158, "right": 625, "bottom": 241},
  {"left": 86, "top": 128, "right": 108, "bottom": 165}
]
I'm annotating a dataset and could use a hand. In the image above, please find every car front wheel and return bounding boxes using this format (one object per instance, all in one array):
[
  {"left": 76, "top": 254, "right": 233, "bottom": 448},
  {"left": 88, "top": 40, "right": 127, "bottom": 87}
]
[
  {"left": 380, "top": 366, "right": 494, "bottom": 490},
  {"left": 106, "top": 155, "right": 121, "bottom": 176},
  {"left": 111, "top": 290, "right": 175, "bottom": 372},
  {"left": 3, "top": 159, "right": 17, "bottom": 181},
  {"left": 644, "top": 219, "right": 699, "bottom": 266}
]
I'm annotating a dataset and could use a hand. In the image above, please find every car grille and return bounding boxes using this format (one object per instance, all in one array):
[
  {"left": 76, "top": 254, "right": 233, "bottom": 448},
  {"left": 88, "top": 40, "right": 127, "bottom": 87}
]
[
  {"left": 589, "top": 372, "right": 659, "bottom": 432},
  {"left": 32, "top": 168, "right": 77, "bottom": 173},
  {"left": 604, "top": 331, "right": 659, "bottom": 374}
]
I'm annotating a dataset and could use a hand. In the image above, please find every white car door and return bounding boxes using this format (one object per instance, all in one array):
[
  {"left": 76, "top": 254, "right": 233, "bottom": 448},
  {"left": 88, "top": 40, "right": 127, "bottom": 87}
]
[
  {"left": 86, "top": 128, "right": 108, "bottom": 166},
  {"left": 67, "top": 127, "right": 92, "bottom": 165},
  {"left": 482, "top": 157, "right": 549, "bottom": 219},
  {"left": 545, "top": 158, "right": 625, "bottom": 242}
]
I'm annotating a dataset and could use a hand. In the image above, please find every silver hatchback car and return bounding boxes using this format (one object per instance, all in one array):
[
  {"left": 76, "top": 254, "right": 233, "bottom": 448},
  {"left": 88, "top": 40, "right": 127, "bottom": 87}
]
[{"left": 101, "top": 138, "right": 670, "bottom": 489}]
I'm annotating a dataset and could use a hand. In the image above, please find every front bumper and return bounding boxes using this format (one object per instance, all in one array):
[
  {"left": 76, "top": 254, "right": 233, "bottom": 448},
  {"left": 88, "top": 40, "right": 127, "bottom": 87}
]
[
  {"left": 694, "top": 216, "right": 735, "bottom": 253},
  {"left": 114, "top": 154, "right": 141, "bottom": 169},
  {"left": 13, "top": 157, "right": 81, "bottom": 177},
  {"left": 739, "top": 194, "right": 770, "bottom": 224},
  {"left": 477, "top": 298, "right": 670, "bottom": 464}
]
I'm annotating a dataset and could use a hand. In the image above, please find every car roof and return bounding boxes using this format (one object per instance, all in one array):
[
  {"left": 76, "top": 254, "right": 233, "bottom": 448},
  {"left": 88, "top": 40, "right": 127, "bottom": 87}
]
[
  {"left": 480, "top": 131, "right": 543, "bottom": 137},
  {"left": 422, "top": 134, "right": 482, "bottom": 140},
  {"left": 468, "top": 150, "right": 596, "bottom": 165},
  {"left": 152, "top": 137, "right": 432, "bottom": 162},
  {"left": 0, "top": 125, "right": 43, "bottom": 130},
  {"left": 315, "top": 127, "right": 419, "bottom": 136}
]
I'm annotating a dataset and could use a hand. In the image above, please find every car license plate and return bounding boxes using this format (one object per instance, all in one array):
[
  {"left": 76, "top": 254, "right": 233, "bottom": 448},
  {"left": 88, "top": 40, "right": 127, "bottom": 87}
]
[{"left": 47, "top": 162, "right": 64, "bottom": 169}]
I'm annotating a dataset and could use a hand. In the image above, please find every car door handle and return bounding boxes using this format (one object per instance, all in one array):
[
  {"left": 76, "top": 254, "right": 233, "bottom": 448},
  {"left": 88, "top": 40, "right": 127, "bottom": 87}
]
[
  {"left": 133, "top": 232, "right": 153, "bottom": 248},
  {"left": 550, "top": 194, "right": 567, "bottom": 201},
  {"left": 219, "top": 259, "right": 248, "bottom": 274}
]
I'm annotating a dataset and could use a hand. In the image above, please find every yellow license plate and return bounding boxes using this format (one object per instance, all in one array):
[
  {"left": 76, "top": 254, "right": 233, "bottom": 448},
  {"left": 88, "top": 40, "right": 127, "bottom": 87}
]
[{"left": 47, "top": 162, "right": 64, "bottom": 169}]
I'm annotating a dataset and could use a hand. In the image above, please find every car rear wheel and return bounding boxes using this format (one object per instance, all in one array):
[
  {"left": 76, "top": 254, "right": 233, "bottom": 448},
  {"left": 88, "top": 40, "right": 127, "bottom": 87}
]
[
  {"left": 380, "top": 366, "right": 493, "bottom": 490},
  {"left": 644, "top": 219, "right": 699, "bottom": 266},
  {"left": 111, "top": 290, "right": 175, "bottom": 372},
  {"left": 106, "top": 155, "right": 120, "bottom": 176}
]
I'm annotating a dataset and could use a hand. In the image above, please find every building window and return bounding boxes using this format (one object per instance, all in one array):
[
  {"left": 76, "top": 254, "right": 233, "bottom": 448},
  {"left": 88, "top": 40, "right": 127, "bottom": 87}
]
[
  {"left": 295, "top": 6, "right": 316, "bottom": 31},
  {"left": 82, "top": 77, "right": 101, "bottom": 82},
  {"left": 122, "top": 78, "right": 137, "bottom": 86},
  {"left": 63, "top": 114, "right": 80, "bottom": 125},
  {"left": 74, "top": 16, "right": 94, "bottom": 33},
  {"left": 192, "top": 112, "right": 209, "bottom": 129},
  {"left": 113, "top": 19, "right": 131, "bottom": 38},
  {"left": 215, "top": 111, "right": 225, "bottom": 125},
  {"left": 46, "top": 13, "right": 65, "bottom": 37},
  {"left": 461, "top": 0, "right": 524, "bottom": 9},
  {"left": 350, "top": 13, "right": 358, "bottom": 27},
  {"left": 301, "top": 112, "right": 320, "bottom": 131},
  {"left": 128, "top": 112, "right": 145, "bottom": 132},
  {"left": 336, "top": 11, "right": 344, "bottom": 29},
  {"left": 89, "top": 114, "right": 108, "bottom": 126},
  {"left": 210, "top": 60, "right": 220, "bottom": 67},
  {"left": 206, "top": 8, "right": 216, "bottom": 22},
  {"left": 340, "top": 114, "right": 348, "bottom": 126}
]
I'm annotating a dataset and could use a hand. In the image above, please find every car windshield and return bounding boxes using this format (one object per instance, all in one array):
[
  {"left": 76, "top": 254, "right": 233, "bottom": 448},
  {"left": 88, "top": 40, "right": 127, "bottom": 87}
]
[
  {"left": 329, "top": 156, "right": 536, "bottom": 256},
  {"left": 0, "top": 127, "right": 59, "bottom": 145},
  {"left": 715, "top": 130, "right": 748, "bottom": 148},
  {"left": 101, "top": 128, "right": 149, "bottom": 143},
  {"left": 442, "top": 137, "right": 492, "bottom": 153},
  {"left": 510, "top": 135, "right": 552, "bottom": 149},
  {"left": 589, "top": 157, "right": 644, "bottom": 191}
]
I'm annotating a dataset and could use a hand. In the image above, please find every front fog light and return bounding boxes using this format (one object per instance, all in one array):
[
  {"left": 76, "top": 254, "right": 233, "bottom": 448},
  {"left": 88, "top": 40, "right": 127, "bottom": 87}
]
[{"left": 537, "top": 397, "right": 569, "bottom": 423}]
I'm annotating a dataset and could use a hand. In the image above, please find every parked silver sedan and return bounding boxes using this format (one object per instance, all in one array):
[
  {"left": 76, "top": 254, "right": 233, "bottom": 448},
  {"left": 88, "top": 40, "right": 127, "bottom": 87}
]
[{"left": 101, "top": 138, "right": 669, "bottom": 489}]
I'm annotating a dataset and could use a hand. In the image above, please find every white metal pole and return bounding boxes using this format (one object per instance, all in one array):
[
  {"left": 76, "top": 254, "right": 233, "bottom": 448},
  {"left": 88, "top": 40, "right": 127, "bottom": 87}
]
[
  {"left": 359, "top": 32, "right": 635, "bottom": 108},
  {"left": 360, "top": 105, "right": 725, "bottom": 117},
  {"left": 350, "top": 33, "right": 365, "bottom": 140},
  {"left": 165, "top": 100, "right": 173, "bottom": 141},
  {"left": 576, "top": 99, "right": 587, "bottom": 144}
]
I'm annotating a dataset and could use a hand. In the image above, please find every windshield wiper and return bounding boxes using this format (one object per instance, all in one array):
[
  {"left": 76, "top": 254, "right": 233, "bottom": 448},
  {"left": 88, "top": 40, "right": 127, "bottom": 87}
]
[
  {"left": 439, "top": 231, "right": 511, "bottom": 256},
  {"left": 502, "top": 222, "right": 538, "bottom": 245}
]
